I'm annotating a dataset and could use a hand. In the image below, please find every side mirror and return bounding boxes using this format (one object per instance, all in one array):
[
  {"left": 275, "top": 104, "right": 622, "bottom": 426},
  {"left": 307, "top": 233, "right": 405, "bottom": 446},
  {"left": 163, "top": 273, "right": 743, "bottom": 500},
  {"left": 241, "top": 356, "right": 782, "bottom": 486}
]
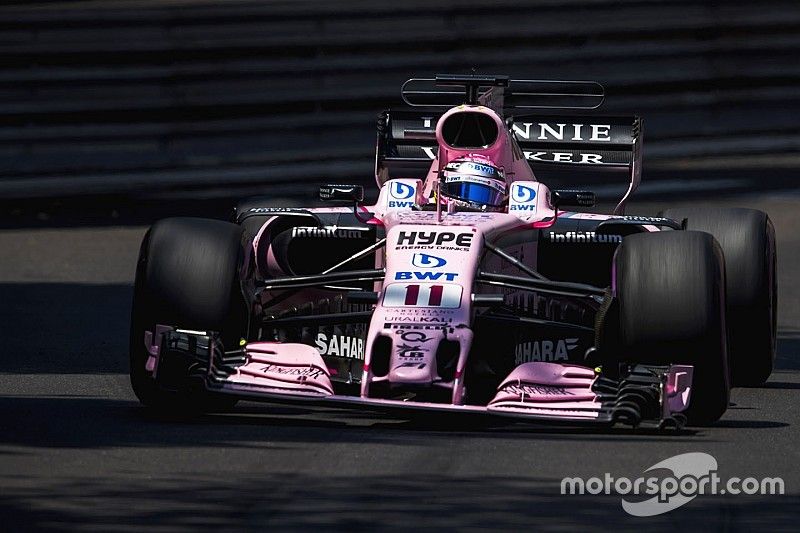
[
  {"left": 553, "top": 190, "right": 596, "bottom": 208},
  {"left": 319, "top": 184, "right": 364, "bottom": 203}
]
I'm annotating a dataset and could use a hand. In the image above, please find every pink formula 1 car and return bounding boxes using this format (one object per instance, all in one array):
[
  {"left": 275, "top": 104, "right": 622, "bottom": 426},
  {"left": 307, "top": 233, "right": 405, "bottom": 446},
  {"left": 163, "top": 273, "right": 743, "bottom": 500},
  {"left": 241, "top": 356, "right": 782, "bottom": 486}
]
[{"left": 130, "top": 75, "right": 777, "bottom": 427}]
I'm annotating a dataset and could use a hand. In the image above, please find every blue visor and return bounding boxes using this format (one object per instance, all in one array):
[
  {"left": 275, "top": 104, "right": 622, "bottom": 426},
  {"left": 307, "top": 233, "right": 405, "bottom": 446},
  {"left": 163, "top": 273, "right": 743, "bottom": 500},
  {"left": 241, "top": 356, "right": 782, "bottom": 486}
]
[{"left": 442, "top": 181, "right": 505, "bottom": 207}]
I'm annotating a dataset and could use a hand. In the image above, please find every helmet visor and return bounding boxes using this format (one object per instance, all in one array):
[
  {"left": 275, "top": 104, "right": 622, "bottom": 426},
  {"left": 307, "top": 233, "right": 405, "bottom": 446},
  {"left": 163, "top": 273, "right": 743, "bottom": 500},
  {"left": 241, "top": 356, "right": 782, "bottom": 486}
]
[{"left": 441, "top": 177, "right": 506, "bottom": 207}]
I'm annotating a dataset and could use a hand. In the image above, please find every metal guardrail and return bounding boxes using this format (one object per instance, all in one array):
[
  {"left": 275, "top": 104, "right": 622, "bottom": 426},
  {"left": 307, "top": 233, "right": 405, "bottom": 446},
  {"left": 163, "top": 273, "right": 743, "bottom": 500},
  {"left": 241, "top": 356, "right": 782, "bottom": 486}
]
[{"left": 1, "top": 0, "right": 799, "bottom": 199}]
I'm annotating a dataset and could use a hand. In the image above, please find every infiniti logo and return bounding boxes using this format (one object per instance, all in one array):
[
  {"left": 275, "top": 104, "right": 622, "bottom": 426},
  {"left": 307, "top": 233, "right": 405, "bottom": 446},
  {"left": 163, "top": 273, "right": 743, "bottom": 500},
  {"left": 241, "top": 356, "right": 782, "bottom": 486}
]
[
  {"left": 391, "top": 182, "right": 415, "bottom": 200},
  {"left": 512, "top": 184, "right": 536, "bottom": 203},
  {"left": 411, "top": 253, "right": 447, "bottom": 268}
]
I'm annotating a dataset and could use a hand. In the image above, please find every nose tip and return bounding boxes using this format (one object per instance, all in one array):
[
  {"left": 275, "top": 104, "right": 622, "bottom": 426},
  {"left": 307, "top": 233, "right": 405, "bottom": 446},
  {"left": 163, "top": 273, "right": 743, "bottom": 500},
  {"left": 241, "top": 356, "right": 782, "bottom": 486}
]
[{"left": 391, "top": 361, "right": 434, "bottom": 384}]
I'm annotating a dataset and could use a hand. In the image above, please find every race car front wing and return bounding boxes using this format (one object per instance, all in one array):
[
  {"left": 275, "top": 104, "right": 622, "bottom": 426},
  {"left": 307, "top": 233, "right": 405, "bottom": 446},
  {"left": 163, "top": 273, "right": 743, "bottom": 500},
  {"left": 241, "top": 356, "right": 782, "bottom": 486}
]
[{"left": 152, "top": 329, "right": 692, "bottom": 429}]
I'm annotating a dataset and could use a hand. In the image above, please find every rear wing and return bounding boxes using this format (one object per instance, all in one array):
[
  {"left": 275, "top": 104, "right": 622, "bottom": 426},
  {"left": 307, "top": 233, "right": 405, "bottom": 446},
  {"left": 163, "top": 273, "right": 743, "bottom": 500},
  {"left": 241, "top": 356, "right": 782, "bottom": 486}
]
[
  {"left": 375, "top": 75, "right": 642, "bottom": 214},
  {"left": 375, "top": 110, "right": 642, "bottom": 214}
]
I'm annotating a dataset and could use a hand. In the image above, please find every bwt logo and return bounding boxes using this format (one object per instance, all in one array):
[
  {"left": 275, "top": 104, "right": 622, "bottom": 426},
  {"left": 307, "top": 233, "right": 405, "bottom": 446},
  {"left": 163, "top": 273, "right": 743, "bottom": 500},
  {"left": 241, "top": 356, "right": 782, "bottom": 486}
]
[
  {"left": 390, "top": 182, "right": 415, "bottom": 199},
  {"left": 510, "top": 184, "right": 537, "bottom": 212},
  {"left": 411, "top": 253, "right": 447, "bottom": 268},
  {"left": 511, "top": 184, "right": 536, "bottom": 203},
  {"left": 395, "top": 271, "right": 459, "bottom": 282},
  {"left": 388, "top": 181, "right": 415, "bottom": 208},
  {"left": 463, "top": 162, "right": 495, "bottom": 175}
]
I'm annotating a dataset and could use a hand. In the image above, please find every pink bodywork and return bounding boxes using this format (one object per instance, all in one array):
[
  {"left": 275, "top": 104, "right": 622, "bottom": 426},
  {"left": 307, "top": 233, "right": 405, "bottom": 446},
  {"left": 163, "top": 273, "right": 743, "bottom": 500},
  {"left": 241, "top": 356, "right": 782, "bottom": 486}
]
[
  {"left": 487, "top": 363, "right": 601, "bottom": 418},
  {"left": 220, "top": 342, "right": 334, "bottom": 397},
  {"left": 149, "top": 100, "right": 692, "bottom": 424}
]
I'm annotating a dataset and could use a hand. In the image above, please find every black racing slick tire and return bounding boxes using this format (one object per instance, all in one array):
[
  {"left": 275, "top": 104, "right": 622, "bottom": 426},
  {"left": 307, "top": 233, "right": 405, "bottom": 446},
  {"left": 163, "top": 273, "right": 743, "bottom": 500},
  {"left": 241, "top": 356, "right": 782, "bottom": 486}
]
[
  {"left": 129, "top": 217, "right": 246, "bottom": 411},
  {"left": 613, "top": 231, "right": 730, "bottom": 425},
  {"left": 660, "top": 207, "right": 777, "bottom": 386}
]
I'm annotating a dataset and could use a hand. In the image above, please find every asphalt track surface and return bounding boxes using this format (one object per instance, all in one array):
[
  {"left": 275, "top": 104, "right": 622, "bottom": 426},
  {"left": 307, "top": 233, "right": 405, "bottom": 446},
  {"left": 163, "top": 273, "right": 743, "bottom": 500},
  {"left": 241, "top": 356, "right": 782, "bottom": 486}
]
[{"left": 0, "top": 193, "right": 798, "bottom": 531}]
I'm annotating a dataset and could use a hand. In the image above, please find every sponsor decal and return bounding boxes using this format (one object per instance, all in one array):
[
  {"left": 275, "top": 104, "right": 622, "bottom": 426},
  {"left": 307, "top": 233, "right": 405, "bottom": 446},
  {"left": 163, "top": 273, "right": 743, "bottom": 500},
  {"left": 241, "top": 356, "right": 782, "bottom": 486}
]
[
  {"left": 502, "top": 384, "right": 574, "bottom": 396},
  {"left": 523, "top": 151, "right": 604, "bottom": 164},
  {"left": 515, "top": 338, "right": 579, "bottom": 363},
  {"left": 509, "top": 183, "right": 537, "bottom": 212},
  {"left": 395, "top": 231, "right": 473, "bottom": 251},
  {"left": 444, "top": 174, "right": 505, "bottom": 192},
  {"left": 391, "top": 181, "right": 415, "bottom": 199},
  {"left": 394, "top": 361, "right": 427, "bottom": 370},
  {"left": 248, "top": 207, "right": 305, "bottom": 213},
  {"left": 392, "top": 330, "right": 436, "bottom": 360},
  {"left": 411, "top": 253, "right": 447, "bottom": 268},
  {"left": 383, "top": 319, "right": 452, "bottom": 328},
  {"left": 547, "top": 231, "right": 623, "bottom": 244},
  {"left": 388, "top": 181, "right": 416, "bottom": 209},
  {"left": 397, "top": 343, "right": 427, "bottom": 359},
  {"left": 445, "top": 160, "right": 501, "bottom": 178},
  {"left": 468, "top": 162, "right": 497, "bottom": 175},
  {"left": 511, "top": 184, "right": 537, "bottom": 203},
  {"left": 384, "top": 307, "right": 457, "bottom": 320},
  {"left": 382, "top": 283, "right": 462, "bottom": 308},
  {"left": 314, "top": 333, "right": 365, "bottom": 359},
  {"left": 511, "top": 122, "right": 612, "bottom": 142},
  {"left": 395, "top": 271, "right": 459, "bottom": 282},
  {"left": 611, "top": 215, "right": 673, "bottom": 224},
  {"left": 260, "top": 364, "right": 326, "bottom": 380},
  {"left": 395, "top": 211, "right": 495, "bottom": 223},
  {"left": 292, "top": 227, "right": 366, "bottom": 239},
  {"left": 416, "top": 145, "right": 607, "bottom": 164},
  {"left": 399, "top": 330, "right": 435, "bottom": 343},
  {"left": 420, "top": 146, "right": 437, "bottom": 159},
  {"left": 384, "top": 321, "right": 452, "bottom": 329}
]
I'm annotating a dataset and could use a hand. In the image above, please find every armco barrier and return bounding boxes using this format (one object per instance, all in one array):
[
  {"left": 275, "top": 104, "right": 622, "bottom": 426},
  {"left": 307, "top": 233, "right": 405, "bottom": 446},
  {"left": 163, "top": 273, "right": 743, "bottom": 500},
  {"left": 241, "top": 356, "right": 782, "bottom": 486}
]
[{"left": 1, "top": 0, "right": 799, "bottom": 199}]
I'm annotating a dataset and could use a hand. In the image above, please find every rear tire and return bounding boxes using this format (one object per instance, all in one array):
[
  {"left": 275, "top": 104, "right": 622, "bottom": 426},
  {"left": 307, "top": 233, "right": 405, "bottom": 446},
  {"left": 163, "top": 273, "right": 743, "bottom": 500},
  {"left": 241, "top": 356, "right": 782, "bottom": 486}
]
[
  {"left": 660, "top": 207, "right": 777, "bottom": 386},
  {"left": 613, "top": 231, "right": 730, "bottom": 425},
  {"left": 129, "top": 218, "right": 246, "bottom": 411}
]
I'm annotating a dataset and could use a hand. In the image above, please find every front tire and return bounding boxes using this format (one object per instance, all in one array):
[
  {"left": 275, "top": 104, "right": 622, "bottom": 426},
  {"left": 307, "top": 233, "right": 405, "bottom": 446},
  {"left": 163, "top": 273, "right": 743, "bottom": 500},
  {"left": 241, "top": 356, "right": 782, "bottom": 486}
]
[
  {"left": 129, "top": 217, "right": 246, "bottom": 411},
  {"left": 613, "top": 231, "right": 730, "bottom": 425}
]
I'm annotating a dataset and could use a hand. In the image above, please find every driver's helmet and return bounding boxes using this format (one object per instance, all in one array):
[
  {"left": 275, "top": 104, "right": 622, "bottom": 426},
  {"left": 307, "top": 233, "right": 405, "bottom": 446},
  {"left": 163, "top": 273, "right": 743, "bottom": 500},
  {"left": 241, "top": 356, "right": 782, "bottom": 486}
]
[{"left": 440, "top": 154, "right": 507, "bottom": 211}]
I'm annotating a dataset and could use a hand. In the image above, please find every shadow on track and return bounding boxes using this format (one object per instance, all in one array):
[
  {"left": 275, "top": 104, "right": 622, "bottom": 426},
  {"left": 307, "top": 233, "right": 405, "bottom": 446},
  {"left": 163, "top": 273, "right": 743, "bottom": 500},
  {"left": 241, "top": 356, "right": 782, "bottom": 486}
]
[
  {"left": 0, "top": 394, "right": 715, "bottom": 453},
  {"left": 0, "top": 283, "right": 131, "bottom": 373},
  {"left": 0, "top": 470, "right": 795, "bottom": 531}
]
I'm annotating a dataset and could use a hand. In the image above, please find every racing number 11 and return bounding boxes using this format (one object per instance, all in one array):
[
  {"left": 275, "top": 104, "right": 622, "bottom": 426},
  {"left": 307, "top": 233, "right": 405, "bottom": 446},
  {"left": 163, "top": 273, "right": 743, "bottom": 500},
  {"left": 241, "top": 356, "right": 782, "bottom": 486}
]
[
  {"left": 403, "top": 284, "right": 444, "bottom": 306},
  {"left": 383, "top": 282, "right": 462, "bottom": 308}
]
